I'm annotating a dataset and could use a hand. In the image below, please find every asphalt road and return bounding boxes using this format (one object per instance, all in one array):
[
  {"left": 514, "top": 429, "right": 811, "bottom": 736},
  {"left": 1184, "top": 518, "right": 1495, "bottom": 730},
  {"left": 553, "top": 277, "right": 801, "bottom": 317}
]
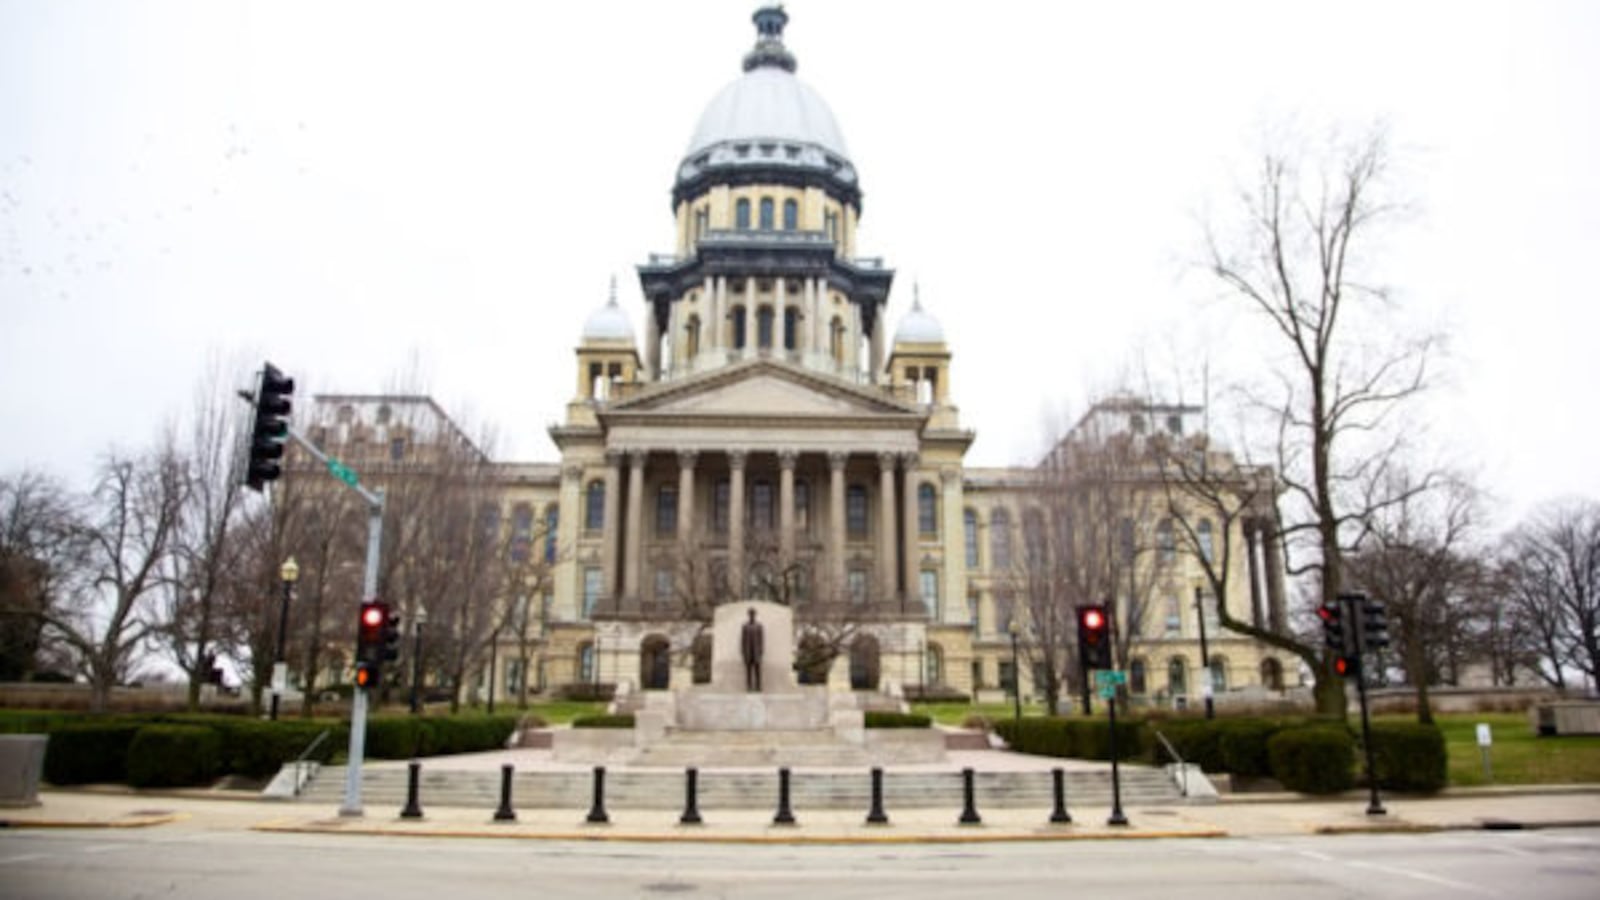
[{"left": 2, "top": 826, "right": 1597, "bottom": 899}]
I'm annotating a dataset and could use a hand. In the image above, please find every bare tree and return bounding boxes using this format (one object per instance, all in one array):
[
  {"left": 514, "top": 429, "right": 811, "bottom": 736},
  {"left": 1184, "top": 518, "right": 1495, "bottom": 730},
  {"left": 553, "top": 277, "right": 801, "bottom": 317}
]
[
  {"left": 1203, "top": 126, "right": 1435, "bottom": 715},
  {"left": 46, "top": 447, "right": 187, "bottom": 711},
  {"left": 0, "top": 470, "right": 84, "bottom": 680},
  {"left": 157, "top": 359, "right": 256, "bottom": 710},
  {"left": 1346, "top": 472, "right": 1483, "bottom": 723},
  {"left": 1501, "top": 499, "right": 1600, "bottom": 693}
]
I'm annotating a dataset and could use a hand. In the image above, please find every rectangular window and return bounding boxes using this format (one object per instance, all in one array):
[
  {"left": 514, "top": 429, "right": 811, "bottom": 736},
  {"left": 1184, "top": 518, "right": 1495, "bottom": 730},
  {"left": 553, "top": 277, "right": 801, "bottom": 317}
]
[
  {"left": 583, "top": 567, "right": 603, "bottom": 617},
  {"left": 999, "top": 661, "right": 1017, "bottom": 694},
  {"left": 1164, "top": 595, "right": 1182, "bottom": 637},
  {"left": 847, "top": 568, "right": 867, "bottom": 604},
  {"left": 654, "top": 567, "right": 674, "bottom": 603},
  {"left": 968, "top": 591, "right": 979, "bottom": 629},
  {"left": 505, "top": 659, "right": 524, "bottom": 696},
  {"left": 713, "top": 480, "right": 730, "bottom": 533},
  {"left": 846, "top": 485, "right": 868, "bottom": 538},
  {"left": 389, "top": 437, "right": 406, "bottom": 461},
  {"left": 964, "top": 511, "right": 978, "bottom": 567},
  {"left": 656, "top": 485, "right": 678, "bottom": 536},
  {"left": 920, "top": 570, "right": 940, "bottom": 620},
  {"left": 751, "top": 480, "right": 774, "bottom": 530},
  {"left": 996, "top": 591, "right": 1014, "bottom": 636},
  {"left": 794, "top": 481, "right": 810, "bottom": 532},
  {"left": 971, "top": 659, "right": 984, "bottom": 690}
]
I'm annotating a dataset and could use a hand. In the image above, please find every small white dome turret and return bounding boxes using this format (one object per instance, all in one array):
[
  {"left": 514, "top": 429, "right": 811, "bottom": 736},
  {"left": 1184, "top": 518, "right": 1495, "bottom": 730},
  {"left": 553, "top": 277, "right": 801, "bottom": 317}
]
[
  {"left": 894, "top": 290, "right": 945, "bottom": 345},
  {"left": 582, "top": 278, "right": 636, "bottom": 344}
]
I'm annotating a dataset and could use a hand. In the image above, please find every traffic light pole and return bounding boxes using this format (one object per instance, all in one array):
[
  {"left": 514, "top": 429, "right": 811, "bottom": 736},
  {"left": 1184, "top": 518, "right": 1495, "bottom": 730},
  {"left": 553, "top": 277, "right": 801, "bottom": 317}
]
[{"left": 285, "top": 427, "right": 385, "bottom": 818}]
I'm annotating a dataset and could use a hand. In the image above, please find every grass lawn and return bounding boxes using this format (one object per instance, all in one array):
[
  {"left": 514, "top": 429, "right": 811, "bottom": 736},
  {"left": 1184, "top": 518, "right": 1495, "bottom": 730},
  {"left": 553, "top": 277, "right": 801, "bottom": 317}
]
[
  {"left": 519, "top": 700, "right": 606, "bottom": 725},
  {"left": 912, "top": 701, "right": 1048, "bottom": 727},
  {"left": 1409, "top": 712, "right": 1600, "bottom": 787}
]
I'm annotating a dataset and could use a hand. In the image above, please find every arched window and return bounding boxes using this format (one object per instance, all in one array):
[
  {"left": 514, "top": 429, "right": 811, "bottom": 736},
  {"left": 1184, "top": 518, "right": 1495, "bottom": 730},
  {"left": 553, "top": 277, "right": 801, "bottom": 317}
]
[
  {"left": 1129, "top": 658, "right": 1148, "bottom": 695},
  {"left": 1208, "top": 655, "right": 1228, "bottom": 693},
  {"left": 1259, "top": 658, "right": 1284, "bottom": 691},
  {"left": 1197, "top": 519, "right": 1215, "bottom": 563},
  {"left": 756, "top": 306, "right": 774, "bottom": 348},
  {"left": 544, "top": 506, "right": 559, "bottom": 563},
  {"left": 782, "top": 198, "right": 798, "bottom": 230},
  {"left": 1157, "top": 519, "right": 1175, "bottom": 564},
  {"left": 783, "top": 307, "right": 798, "bottom": 350},
  {"left": 585, "top": 480, "right": 605, "bottom": 532},
  {"left": 510, "top": 503, "right": 533, "bottom": 562},
  {"left": 1168, "top": 657, "right": 1188, "bottom": 696},
  {"left": 846, "top": 485, "right": 869, "bottom": 538},
  {"left": 1023, "top": 508, "right": 1046, "bottom": 565},
  {"left": 685, "top": 314, "right": 701, "bottom": 359},
  {"left": 990, "top": 508, "right": 1012, "bottom": 569},
  {"left": 735, "top": 197, "right": 751, "bottom": 230},
  {"left": 849, "top": 635, "right": 880, "bottom": 690},
  {"left": 732, "top": 305, "right": 747, "bottom": 349},
  {"left": 963, "top": 509, "right": 979, "bottom": 566},
  {"left": 640, "top": 635, "right": 671, "bottom": 690},
  {"left": 759, "top": 196, "right": 774, "bottom": 230},
  {"left": 917, "top": 483, "right": 938, "bottom": 535}
]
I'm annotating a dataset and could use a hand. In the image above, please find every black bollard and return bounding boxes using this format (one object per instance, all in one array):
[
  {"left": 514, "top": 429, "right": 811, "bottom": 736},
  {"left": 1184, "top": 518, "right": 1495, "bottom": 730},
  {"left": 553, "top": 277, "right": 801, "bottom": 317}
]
[
  {"left": 1049, "top": 767, "right": 1072, "bottom": 824},
  {"left": 586, "top": 765, "right": 610, "bottom": 824},
  {"left": 773, "top": 767, "right": 796, "bottom": 826},
  {"left": 865, "top": 767, "right": 889, "bottom": 825},
  {"left": 679, "top": 767, "right": 703, "bottom": 826},
  {"left": 958, "top": 767, "right": 982, "bottom": 825},
  {"left": 399, "top": 759, "right": 424, "bottom": 819},
  {"left": 493, "top": 763, "right": 516, "bottom": 822}
]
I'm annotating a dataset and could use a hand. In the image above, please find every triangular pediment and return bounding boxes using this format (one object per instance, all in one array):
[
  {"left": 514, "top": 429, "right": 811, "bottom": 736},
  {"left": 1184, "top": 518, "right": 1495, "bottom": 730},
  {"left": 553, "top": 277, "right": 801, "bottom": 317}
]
[{"left": 611, "top": 360, "right": 917, "bottom": 419}]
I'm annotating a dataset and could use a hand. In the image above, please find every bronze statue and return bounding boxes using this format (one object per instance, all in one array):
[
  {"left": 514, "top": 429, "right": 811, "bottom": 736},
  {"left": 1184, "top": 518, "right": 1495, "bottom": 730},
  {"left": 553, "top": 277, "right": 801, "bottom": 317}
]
[{"left": 741, "top": 607, "right": 764, "bottom": 691}]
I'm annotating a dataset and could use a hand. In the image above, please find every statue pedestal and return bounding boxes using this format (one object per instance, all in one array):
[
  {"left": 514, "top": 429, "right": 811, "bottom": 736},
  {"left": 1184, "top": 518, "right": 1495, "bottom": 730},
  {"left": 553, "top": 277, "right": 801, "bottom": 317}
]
[{"left": 674, "top": 686, "right": 830, "bottom": 731}]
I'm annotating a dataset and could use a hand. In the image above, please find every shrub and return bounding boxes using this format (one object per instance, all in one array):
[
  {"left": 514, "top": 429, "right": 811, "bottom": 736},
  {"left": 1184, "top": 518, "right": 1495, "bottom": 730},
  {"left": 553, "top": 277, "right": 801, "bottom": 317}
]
[
  {"left": 1148, "top": 718, "right": 1227, "bottom": 771},
  {"left": 864, "top": 711, "right": 932, "bottom": 728},
  {"left": 994, "top": 717, "right": 1143, "bottom": 760},
  {"left": 1268, "top": 726, "right": 1355, "bottom": 795},
  {"left": 572, "top": 714, "right": 635, "bottom": 729},
  {"left": 1367, "top": 722, "right": 1447, "bottom": 793},
  {"left": 1218, "top": 720, "right": 1286, "bottom": 777},
  {"left": 1070, "top": 718, "right": 1145, "bottom": 761},
  {"left": 42, "top": 721, "right": 141, "bottom": 785},
  {"left": 126, "top": 725, "right": 221, "bottom": 788},
  {"left": 555, "top": 683, "right": 616, "bottom": 702},
  {"left": 209, "top": 719, "right": 344, "bottom": 777}
]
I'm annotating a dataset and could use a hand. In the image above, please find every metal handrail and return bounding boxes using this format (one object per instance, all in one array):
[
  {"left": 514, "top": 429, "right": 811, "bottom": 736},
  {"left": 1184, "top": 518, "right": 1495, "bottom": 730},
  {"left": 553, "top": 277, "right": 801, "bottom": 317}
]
[
  {"left": 1152, "top": 729, "right": 1189, "bottom": 797},
  {"left": 291, "top": 728, "right": 332, "bottom": 797}
]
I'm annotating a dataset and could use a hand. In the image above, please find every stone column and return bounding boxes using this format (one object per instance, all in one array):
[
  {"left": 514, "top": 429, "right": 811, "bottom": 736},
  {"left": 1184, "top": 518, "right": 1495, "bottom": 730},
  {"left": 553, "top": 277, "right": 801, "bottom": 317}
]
[
  {"left": 877, "top": 452, "right": 898, "bottom": 606},
  {"left": 828, "top": 451, "right": 848, "bottom": 597},
  {"left": 775, "top": 277, "right": 788, "bottom": 356},
  {"left": 701, "top": 276, "right": 715, "bottom": 360},
  {"left": 809, "top": 278, "right": 823, "bottom": 355},
  {"left": 901, "top": 453, "right": 920, "bottom": 612},
  {"left": 600, "top": 450, "right": 622, "bottom": 608},
  {"left": 644, "top": 307, "right": 660, "bottom": 380},
  {"left": 712, "top": 276, "right": 727, "bottom": 351},
  {"left": 623, "top": 450, "right": 646, "bottom": 605},
  {"left": 676, "top": 450, "right": 697, "bottom": 550},
  {"left": 1244, "top": 521, "right": 1266, "bottom": 629},
  {"left": 869, "top": 304, "right": 885, "bottom": 381},
  {"left": 728, "top": 449, "right": 747, "bottom": 598},
  {"left": 778, "top": 450, "right": 796, "bottom": 572},
  {"left": 1263, "top": 524, "right": 1288, "bottom": 633},
  {"left": 743, "top": 277, "right": 756, "bottom": 358}
]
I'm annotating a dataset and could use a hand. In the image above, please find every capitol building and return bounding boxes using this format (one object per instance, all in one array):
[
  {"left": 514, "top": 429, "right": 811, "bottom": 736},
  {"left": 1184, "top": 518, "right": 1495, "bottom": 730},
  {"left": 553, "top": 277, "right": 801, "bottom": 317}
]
[{"left": 287, "top": 7, "right": 1292, "bottom": 712}]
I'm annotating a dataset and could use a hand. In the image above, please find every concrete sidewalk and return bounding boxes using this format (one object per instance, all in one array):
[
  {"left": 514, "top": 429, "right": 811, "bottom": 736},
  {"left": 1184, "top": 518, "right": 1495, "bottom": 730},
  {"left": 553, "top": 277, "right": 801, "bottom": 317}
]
[{"left": 5, "top": 784, "right": 1598, "bottom": 843}]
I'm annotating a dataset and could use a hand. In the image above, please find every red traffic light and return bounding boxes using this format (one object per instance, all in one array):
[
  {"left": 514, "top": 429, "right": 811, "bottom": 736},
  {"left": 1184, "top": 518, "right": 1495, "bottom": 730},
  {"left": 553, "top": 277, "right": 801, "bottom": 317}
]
[
  {"left": 361, "top": 606, "right": 384, "bottom": 628},
  {"left": 1082, "top": 608, "right": 1105, "bottom": 631}
]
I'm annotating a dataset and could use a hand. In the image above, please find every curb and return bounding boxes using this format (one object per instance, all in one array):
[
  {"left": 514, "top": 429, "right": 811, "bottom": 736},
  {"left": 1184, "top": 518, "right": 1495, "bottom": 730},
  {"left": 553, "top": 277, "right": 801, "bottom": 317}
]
[
  {"left": 249, "top": 818, "right": 1229, "bottom": 844},
  {"left": 0, "top": 812, "right": 183, "bottom": 830}
]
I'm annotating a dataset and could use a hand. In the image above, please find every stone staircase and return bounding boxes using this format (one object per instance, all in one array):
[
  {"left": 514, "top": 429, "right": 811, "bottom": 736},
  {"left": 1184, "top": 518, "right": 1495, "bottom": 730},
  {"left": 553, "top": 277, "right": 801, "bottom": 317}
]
[
  {"left": 629, "top": 729, "right": 876, "bottom": 767},
  {"left": 296, "top": 764, "right": 1187, "bottom": 813}
]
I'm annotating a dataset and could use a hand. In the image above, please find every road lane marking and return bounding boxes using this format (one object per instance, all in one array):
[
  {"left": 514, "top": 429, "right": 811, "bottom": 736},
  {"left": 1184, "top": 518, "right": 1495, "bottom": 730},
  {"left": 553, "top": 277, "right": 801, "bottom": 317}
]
[
  {"left": 0, "top": 853, "right": 50, "bottom": 865},
  {"left": 1346, "top": 859, "right": 1495, "bottom": 896}
]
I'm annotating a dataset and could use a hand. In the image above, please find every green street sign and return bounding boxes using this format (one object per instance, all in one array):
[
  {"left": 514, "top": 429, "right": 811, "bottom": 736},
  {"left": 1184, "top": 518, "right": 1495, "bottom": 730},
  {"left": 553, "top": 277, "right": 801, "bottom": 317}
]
[
  {"left": 1093, "top": 669, "right": 1127, "bottom": 688},
  {"left": 327, "top": 458, "right": 360, "bottom": 487},
  {"left": 1097, "top": 683, "right": 1118, "bottom": 700}
]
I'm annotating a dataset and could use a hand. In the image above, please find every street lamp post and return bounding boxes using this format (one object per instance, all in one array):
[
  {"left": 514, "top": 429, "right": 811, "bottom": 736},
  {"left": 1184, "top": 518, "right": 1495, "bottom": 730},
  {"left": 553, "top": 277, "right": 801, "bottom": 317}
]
[
  {"left": 409, "top": 605, "right": 428, "bottom": 714},
  {"left": 1194, "top": 584, "right": 1214, "bottom": 720},
  {"left": 1008, "top": 619, "right": 1022, "bottom": 722},
  {"left": 271, "top": 557, "right": 299, "bottom": 721}
]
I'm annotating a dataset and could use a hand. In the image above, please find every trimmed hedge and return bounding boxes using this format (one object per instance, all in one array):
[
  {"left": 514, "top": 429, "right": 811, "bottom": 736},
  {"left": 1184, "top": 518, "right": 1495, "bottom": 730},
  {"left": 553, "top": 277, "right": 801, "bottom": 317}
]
[
  {"left": 42, "top": 722, "right": 141, "bottom": 785},
  {"left": 864, "top": 711, "right": 932, "bottom": 729},
  {"left": 1219, "top": 720, "right": 1286, "bottom": 777},
  {"left": 572, "top": 714, "right": 635, "bottom": 729},
  {"left": 127, "top": 725, "right": 220, "bottom": 788},
  {"left": 1367, "top": 722, "right": 1447, "bottom": 793},
  {"left": 993, "top": 717, "right": 1145, "bottom": 761},
  {"left": 1268, "top": 726, "right": 1355, "bottom": 795}
]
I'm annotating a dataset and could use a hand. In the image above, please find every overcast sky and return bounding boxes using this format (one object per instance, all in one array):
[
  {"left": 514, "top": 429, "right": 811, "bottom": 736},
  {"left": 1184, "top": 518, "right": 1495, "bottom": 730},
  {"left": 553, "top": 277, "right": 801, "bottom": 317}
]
[{"left": 3, "top": 0, "right": 1597, "bottom": 534}]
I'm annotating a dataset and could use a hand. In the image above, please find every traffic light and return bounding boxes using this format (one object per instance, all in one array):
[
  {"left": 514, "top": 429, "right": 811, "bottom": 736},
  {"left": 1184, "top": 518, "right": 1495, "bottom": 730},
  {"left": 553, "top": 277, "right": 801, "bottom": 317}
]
[
  {"left": 1077, "top": 604, "right": 1113, "bottom": 670},
  {"left": 381, "top": 607, "right": 402, "bottom": 664},
  {"left": 245, "top": 362, "right": 295, "bottom": 491},
  {"left": 355, "top": 600, "right": 388, "bottom": 690},
  {"left": 1319, "top": 599, "right": 1359, "bottom": 676},
  {"left": 1358, "top": 594, "right": 1390, "bottom": 653}
]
